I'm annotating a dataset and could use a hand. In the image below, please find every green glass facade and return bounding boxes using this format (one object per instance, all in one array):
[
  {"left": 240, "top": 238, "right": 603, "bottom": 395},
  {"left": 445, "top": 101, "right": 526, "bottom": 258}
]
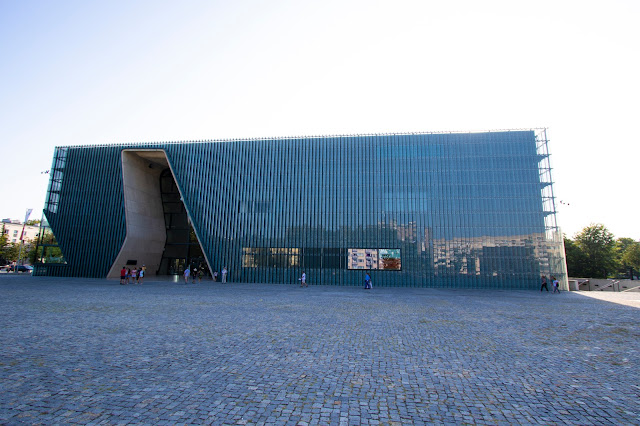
[{"left": 35, "top": 130, "right": 566, "bottom": 288}]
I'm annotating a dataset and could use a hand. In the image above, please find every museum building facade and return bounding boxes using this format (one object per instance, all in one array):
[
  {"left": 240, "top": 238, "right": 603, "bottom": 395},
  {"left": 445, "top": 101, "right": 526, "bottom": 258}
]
[{"left": 34, "top": 130, "right": 566, "bottom": 289}]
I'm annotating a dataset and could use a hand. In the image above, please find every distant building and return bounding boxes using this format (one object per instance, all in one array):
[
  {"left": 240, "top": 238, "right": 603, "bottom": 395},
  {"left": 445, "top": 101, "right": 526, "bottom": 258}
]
[
  {"left": 36, "top": 130, "right": 566, "bottom": 288},
  {"left": 1, "top": 220, "right": 40, "bottom": 244}
]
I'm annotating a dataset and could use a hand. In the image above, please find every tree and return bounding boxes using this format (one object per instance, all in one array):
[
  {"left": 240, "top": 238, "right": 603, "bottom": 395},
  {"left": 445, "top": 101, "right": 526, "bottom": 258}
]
[
  {"left": 0, "top": 232, "right": 8, "bottom": 264},
  {"left": 615, "top": 238, "right": 639, "bottom": 278},
  {"left": 573, "top": 224, "right": 617, "bottom": 278},
  {"left": 28, "top": 241, "right": 64, "bottom": 264},
  {"left": 25, "top": 219, "right": 41, "bottom": 226},
  {"left": 564, "top": 236, "right": 589, "bottom": 277},
  {"left": 0, "top": 243, "right": 21, "bottom": 263},
  {"left": 616, "top": 237, "right": 636, "bottom": 254},
  {"left": 621, "top": 243, "right": 640, "bottom": 278}
]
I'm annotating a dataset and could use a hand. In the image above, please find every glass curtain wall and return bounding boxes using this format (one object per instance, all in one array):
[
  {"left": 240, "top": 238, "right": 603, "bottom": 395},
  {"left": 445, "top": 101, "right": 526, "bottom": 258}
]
[
  {"left": 156, "top": 168, "right": 206, "bottom": 276},
  {"left": 36, "top": 131, "right": 565, "bottom": 288},
  {"left": 166, "top": 131, "right": 554, "bottom": 288}
]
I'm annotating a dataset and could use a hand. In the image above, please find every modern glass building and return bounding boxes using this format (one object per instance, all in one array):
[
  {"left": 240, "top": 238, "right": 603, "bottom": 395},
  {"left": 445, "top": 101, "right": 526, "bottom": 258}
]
[{"left": 35, "top": 129, "right": 566, "bottom": 289}]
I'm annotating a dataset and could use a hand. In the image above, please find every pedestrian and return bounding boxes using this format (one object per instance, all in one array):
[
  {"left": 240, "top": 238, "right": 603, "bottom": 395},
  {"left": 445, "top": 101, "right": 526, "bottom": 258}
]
[
  {"left": 132, "top": 267, "right": 138, "bottom": 284},
  {"left": 364, "top": 272, "right": 372, "bottom": 290},
  {"left": 184, "top": 266, "right": 190, "bottom": 284},
  {"left": 126, "top": 268, "right": 132, "bottom": 285},
  {"left": 213, "top": 271, "right": 218, "bottom": 282},
  {"left": 139, "top": 265, "right": 145, "bottom": 284},
  {"left": 120, "top": 266, "right": 127, "bottom": 285},
  {"left": 540, "top": 275, "right": 549, "bottom": 292},
  {"left": 192, "top": 268, "right": 198, "bottom": 284},
  {"left": 198, "top": 268, "right": 203, "bottom": 283},
  {"left": 552, "top": 276, "right": 560, "bottom": 293},
  {"left": 300, "top": 271, "right": 307, "bottom": 287},
  {"left": 222, "top": 266, "right": 228, "bottom": 283}
]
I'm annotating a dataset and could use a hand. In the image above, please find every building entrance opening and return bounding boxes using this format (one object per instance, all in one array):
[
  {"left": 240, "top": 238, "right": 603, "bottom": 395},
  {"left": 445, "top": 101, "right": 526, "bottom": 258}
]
[
  {"left": 157, "top": 168, "right": 207, "bottom": 276},
  {"left": 106, "top": 150, "right": 210, "bottom": 279}
]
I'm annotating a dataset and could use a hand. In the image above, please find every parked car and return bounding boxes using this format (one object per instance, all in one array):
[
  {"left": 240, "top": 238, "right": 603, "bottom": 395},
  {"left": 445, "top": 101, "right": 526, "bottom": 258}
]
[{"left": 9, "top": 265, "right": 33, "bottom": 273}]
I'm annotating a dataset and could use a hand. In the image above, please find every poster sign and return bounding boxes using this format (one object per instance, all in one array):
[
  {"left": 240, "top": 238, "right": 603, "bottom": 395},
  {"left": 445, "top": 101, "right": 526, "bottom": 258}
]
[
  {"left": 378, "top": 249, "right": 402, "bottom": 270},
  {"left": 347, "top": 249, "right": 378, "bottom": 269},
  {"left": 348, "top": 248, "right": 400, "bottom": 270}
]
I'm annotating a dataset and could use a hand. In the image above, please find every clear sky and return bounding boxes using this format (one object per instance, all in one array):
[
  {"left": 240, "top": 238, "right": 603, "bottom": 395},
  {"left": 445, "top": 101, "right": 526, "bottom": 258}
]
[{"left": 1, "top": 0, "right": 638, "bottom": 239}]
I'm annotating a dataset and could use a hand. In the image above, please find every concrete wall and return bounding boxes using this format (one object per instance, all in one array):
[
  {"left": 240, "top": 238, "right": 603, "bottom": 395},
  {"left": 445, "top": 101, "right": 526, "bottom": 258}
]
[
  {"left": 570, "top": 278, "right": 640, "bottom": 292},
  {"left": 107, "top": 151, "right": 167, "bottom": 278}
]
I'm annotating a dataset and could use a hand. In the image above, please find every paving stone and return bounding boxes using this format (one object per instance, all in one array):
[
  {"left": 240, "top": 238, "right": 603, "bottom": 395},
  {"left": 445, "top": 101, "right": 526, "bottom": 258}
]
[{"left": 0, "top": 275, "right": 639, "bottom": 424}]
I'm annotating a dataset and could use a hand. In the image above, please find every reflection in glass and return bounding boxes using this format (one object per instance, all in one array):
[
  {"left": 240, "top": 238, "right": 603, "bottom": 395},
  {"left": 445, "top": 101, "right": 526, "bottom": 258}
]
[{"left": 38, "top": 130, "right": 565, "bottom": 287}]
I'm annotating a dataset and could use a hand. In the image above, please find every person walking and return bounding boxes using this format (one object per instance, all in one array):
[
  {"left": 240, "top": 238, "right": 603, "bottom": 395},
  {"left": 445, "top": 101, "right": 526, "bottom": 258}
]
[
  {"left": 540, "top": 275, "right": 549, "bottom": 292},
  {"left": 364, "top": 272, "right": 372, "bottom": 290},
  {"left": 213, "top": 271, "right": 218, "bottom": 282},
  {"left": 198, "top": 268, "right": 203, "bottom": 283},
  {"left": 120, "top": 266, "right": 127, "bottom": 285},
  {"left": 552, "top": 276, "right": 560, "bottom": 293},
  {"left": 184, "top": 266, "right": 190, "bottom": 284},
  {"left": 192, "top": 268, "right": 198, "bottom": 284},
  {"left": 300, "top": 271, "right": 307, "bottom": 287},
  {"left": 221, "top": 266, "right": 228, "bottom": 283},
  {"left": 126, "top": 268, "right": 132, "bottom": 285}
]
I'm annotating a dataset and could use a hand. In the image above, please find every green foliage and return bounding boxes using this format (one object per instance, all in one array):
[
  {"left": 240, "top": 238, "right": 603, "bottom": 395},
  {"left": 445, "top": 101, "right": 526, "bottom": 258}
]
[
  {"left": 564, "top": 236, "right": 588, "bottom": 277},
  {"left": 28, "top": 244, "right": 63, "bottom": 264},
  {"left": 28, "top": 245, "right": 39, "bottom": 264},
  {"left": 573, "top": 224, "right": 617, "bottom": 278},
  {"left": 0, "top": 232, "right": 7, "bottom": 264},
  {"left": 25, "top": 219, "right": 41, "bottom": 226},
  {"left": 614, "top": 238, "right": 640, "bottom": 278},
  {"left": 564, "top": 224, "right": 640, "bottom": 279},
  {"left": 616, "top": 237, "right": 636, "bottom": 255},
  {"left": 621, "top": 243, "right": 640, "bottom": 271},
  {"left": 0, "top": 243, "right": 22, "bottom": 263}
]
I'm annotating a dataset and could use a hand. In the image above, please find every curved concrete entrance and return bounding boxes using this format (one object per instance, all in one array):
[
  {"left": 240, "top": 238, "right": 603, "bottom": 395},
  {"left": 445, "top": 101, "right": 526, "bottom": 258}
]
[{"left": 107, "top": 150, "right": 210, "bottom": 278}]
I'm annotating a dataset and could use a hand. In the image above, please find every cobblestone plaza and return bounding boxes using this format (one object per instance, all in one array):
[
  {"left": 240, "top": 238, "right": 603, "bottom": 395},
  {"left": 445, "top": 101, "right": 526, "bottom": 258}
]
[{"left": 1, "top": 276, "right": 638, "bottom": 424}]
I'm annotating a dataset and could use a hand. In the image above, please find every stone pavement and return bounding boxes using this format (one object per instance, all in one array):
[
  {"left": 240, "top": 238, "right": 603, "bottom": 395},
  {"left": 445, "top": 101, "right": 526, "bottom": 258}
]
[{"left": 1, "top": 275, "right": 638, "bottom": 425}]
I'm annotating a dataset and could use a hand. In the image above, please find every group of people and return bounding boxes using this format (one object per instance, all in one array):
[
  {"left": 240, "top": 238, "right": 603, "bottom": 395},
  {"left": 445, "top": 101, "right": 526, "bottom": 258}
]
[
  {"left": 541, "top": 275, "right": 561, "bottom": 293},
  {"left": 184, "top": 266, "right": 228, "bottom": 284},
  {"left": 119, "top": 265, "right": 145, "bottom": 285},
  {"left": 121, "top": 264, "right": 560, "bottom": 292},
  {"left": 213, "top": 267, "right": 228, "bottom": 283},
  {"left": 182, "top": 266, "right": 203, "bottom": 284}
]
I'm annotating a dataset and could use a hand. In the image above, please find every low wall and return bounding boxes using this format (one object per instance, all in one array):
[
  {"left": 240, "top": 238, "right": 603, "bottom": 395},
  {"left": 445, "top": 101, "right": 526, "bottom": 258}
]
[{"left": 569, "top": 278, "right": 640, "bottom": 292}]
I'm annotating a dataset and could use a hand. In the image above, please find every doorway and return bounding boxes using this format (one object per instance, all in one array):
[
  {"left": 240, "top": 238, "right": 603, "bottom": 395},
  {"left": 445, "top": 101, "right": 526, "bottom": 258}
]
[
  {"left": 156, "top": 168, "right": 208, "bottom": 276},
  {"left": 107, "top": 150, "right": 210, "bottom": 279}
]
